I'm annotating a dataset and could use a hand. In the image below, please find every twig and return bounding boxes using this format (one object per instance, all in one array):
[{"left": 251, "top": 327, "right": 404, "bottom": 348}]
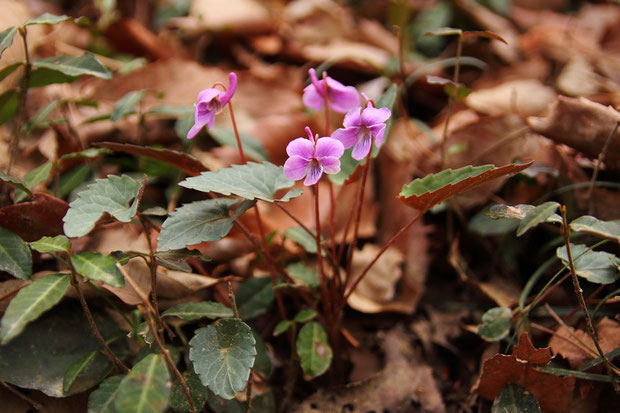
[
  {"left": 227, "top": 281, "right": 240, "bottom": 319},
  {"left": 245, "top": 369, "right": 254, "bottom": 413},
  {"left": 0, "top": 380, "right": 48, "bottom": 413},
  {"left": 439, "top": 34, "right": 463, "bottom": 167},
  {"left": 587, "top": 121, "right": 619, "bottom": 215},
  {"left": 560, "top": 206, "right": 620, "bottom": 391}
]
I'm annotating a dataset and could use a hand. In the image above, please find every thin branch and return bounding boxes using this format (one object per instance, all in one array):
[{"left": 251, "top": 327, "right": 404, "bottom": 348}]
[{"left": 0, "top": 380, "right": 48, "bottom": 413}]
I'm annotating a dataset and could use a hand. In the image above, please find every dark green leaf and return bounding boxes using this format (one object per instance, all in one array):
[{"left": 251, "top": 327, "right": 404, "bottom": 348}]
[
  {"left": 29, "top": 235, "right": 71, "bottom": 253},
  {"left": 477, "top": 307, "right": 512, "bottom": 342},
  {"left": 0, "top": 227, "right": 32, "bottom": 279},
  {"left": 570, "top": 216, "right": 620, "bottom": 243},
  {"left": 0, "top": 26, "right": 17, "bottom": 59},
  {"left": 296, "top": 322, "right": 332, "bottom": 379},
  {"left": 0, "top": 171, "right": 32, "bottom": 197},
  {"left": 63, "top": 174, "right": 144, "bottom": 237},
  {"left": 273, "top": 320, "right": 291, "bottom": 337},
  {"left": 88, "top": 375, "right": 124, "bottom": 413},
  {"left": 252, "top": 330, "right": 272, "bottom": 379},
  {"left": 294, "top": 309, "right": 317, "bottom": 323},
  {"left": 162, "top": 301, "right": 233, "bottom": 320},
  {"left": 14, "top": 161, "right": 52, "bottom": 202},
  {"left": 114, "top": 354, "right": 171, "bottom": 413},
  {"left": 557, "top": 244, "right": 619, "bottom": 284},
  {"left": 169, "top": 369, "right": 208, "bottom": 413},
  {"left": 59, "top": 147, "right": 111, "bottom": 161},
  {"left": 286, "top": 262, "right": 319, "bottom": 287},
  {"left": 0, "top": 273, "right": 70, "bottom": 344},
  {"left": 71, "top": 252, "right": 125, "bottom": 287},
  {"left": 516, "top": 202, "right": 560, "bottom": 236},
  {"left": 285, "top": 226, "right": 317, "bottom": 254},
  {"left": 112, "top": 90, "right": 146, "bottom": 121},
  {"left": 492, "top": 383, "right": 541, "bottom": 413},
  {"left": 0, "top": 89, "right": 18, "bottom": 124},
  {"left": 236, "top": 277, "right": 275, "bottom": 320},
  {"left": 206, "top": 388, "right": 276, "bottom": 413},
  {"left": 29, "top": 67, "right": 77, "bottom": 87},
  {"left": 328, "top": 147, "right": 361, "bottom": 185},
  {"left": 189, "top": 319, "right": 256, "bottom": 399},
  {"left": 63, "top": 350, "right": 111, "bottom": 394},
  {"left": 58, "top": 165, "right": 92, "bottom": 199},
  {"left": 468, "top": 209, "right": 519, "bottom": 236},
  {"left": 180, "top": 162, "right": 301, "bottom": 202},
  {"left": 23, "top": 100, "right": 59, "bottom": 135},
  {"left": 157, "top": 199, "right": 253, "bottom": 251},
  {"left": 32, "top": 54, "right": 111, "bottom": 80},
  {"left": 0, "top": 62, "right": 21, "bottom": 82},
  {"left": 209, "top": 127, "right": 269, "bottom": 162}
]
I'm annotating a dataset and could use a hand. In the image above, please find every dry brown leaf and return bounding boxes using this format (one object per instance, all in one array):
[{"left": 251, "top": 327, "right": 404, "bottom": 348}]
[
  {"left": 520, "top": 23, "right": 601, "bottom": 64},
  {"left": 466, "top": 79, "right": 557, "bottom": 117},
  {"left": 301, "top": 40, "right": 391, "bottom": 71},
  {"left": 556, "top": 56, "right": 601, "bottom": 97},
  {"left": 0, "top": 193, "right": 68, "bottom": 242},
  {"left": 189, "top": 0, "right": 273, "bottom": 34}
]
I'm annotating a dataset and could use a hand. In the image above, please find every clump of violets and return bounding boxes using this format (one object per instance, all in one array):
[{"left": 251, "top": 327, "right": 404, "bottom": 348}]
[
  {"left": 303, "top": 68, "right": 360, "bottom": 114},
  {"left": 331, "top": 101, "right": 391, "bottom": 160},
  {"left": 187, "top": 72, "right": 238, "bottom": 139},
  {"left": 283, "top": 127, "right": 344, "bottom": 186}
]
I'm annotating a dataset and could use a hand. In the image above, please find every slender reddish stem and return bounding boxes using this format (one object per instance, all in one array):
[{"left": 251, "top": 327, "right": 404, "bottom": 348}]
[
  {"left": 314, "top": 184, "right": 331, "bottom": 322},
  {"left": 227, "top": 101, "right": 246, "bottom": 163}
]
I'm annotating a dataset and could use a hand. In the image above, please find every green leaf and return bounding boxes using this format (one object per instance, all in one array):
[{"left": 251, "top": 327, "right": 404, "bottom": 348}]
[
  {"left": 285, "top": 226, "right": 317, "bottom": 254},
  {"left": 112, "top": 90, "right": 146, "bottom": 121},
  {"left": 252, "top": 329, "right": 272, "bottom": 379},
  {"left": 147, "top": 104, "right": 193, "bottom": 117},
  {"left": 371, "top": 83, "right": 397, "bottom": 157},
  {"left": 169, "top": 369, "right": 208, "bottom": 413},
  {"left": 0, "top": 62, "right": 21, "bottom": 83},
  {"left": 209, "top": 127, "right": 269, "bottom": 162},
  {"left": 557, "top": 244, "right": 619, "bottom": 284},
  {"left": 0, "top": 26, "right": 17, "bottom": 59},
  {"left": 477, "top": 307, "right": 512, "bottom": 342},
  {"left": 30, "top": 235, "right": 71, "bottom": 253},
  {"left": 88, "top": 375, "right": 124, "bottom": 413},
  {"left": 114, "top": 354, "right": 171, "bottom": 413},
  {"left": 63, "top": 350, "right": 110, "bottom": 394},
  {"left": 236, "top": 277, "right": 275, "bottom": 320},
  {"left": 63, "top": 174, "right": 144, "bottom": 237},
  {"left": 180, "top": 161, "right": 302, "bottom": 203},
  {"left": 0, "top": 89, "right": 18, "bottom": 124},
  {"left": 492, "top": 383, "right": 541, "bottom": 413},
  {"left": 328, "top": 147, "right": 361, "bottom": 185},
  {"left": 0, "top": 170, "right": 32, "bottom": 197},
  {"left": 71, "top": 252, "right": 125, "bottom": 287},
  {"left": 189, "top": 319, "right": 257, "bottom": 400},
  {"left": 296, "top": 322, "right": 332, "bottom": 379},
  {"left": 24, "top": 13, "right": 87, "bottom": 26},
  {"left": 516, "top": 202, "right": 560, "bottom": 236},
  {"left": 23, "top": 100, "right": 59, "bottom": 135},
  {"left": 31, "top": 54, "right": 111, "bottom": 84},
  {"left": 162, "top": 301, "right": 233, "bottom": 320},
  {"left": 0, "top": 227, "right": 32, "bottom": 280},
  {"left": 398, "top": 162, "right": 533, "bottom": 212},
  {"left": 59, "top": 147, "right": 112, "bottom": 161},
  {"left": 58, "top": 165, "right": 92, "bottom": 199},
  {"left": 157, "top": 198, "right": 253, "bottom": 251},
  {"left": 0, "top": 273, "right": 70, "bottom": 344},
  {"left": 14, "top": 161, "right": 53, "bottom": 202},
  {"left": 468, "top": 209, "right": 519, "bottom": 236},
  {"left": 424, "top": 27, "right": 463, "bottom": 37},
  {"left": 294, "top": 309, "right": 317, "bottom": 323},
  {"left": 273, "top": 320, "right": 292, "bottom": 337},
  {"left": 570, "top": 216, "right": 620, "bottom": 243},
  {"left": 286, "top": 262, "right": 319, "bottom": 287}
]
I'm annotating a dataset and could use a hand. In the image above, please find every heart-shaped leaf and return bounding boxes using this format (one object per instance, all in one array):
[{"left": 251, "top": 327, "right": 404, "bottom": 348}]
[
  {"left": 88, "top": 375, "right": 124, "bottom": 413},
  {"left": 0, "top": 26, "right": 18, "bottom": 59},
  {"left": 189, "top": 319, "right": 256, "bottom": 399},
  {"left": 556, "top": 244, "right": 619, "bottom": 284},
  {"left": 0, "top": 273, "right": 70, "bottom": 344},
  {"left": 63, "top": 174, "right": 144, "bottom": 238},
  {"left": 516, "top": 202, "right": 560, "bottom": 236},
  {"left": 398, "top": 162, "right": 533, "bottom": 212},
  {"left": 157, "top": 199, "right": 254, "bottom": 252},
  {"left": 477, "top": 307, "right": 512, "bottom": 342},
  {"left": 296, "top": 322, "right": 332, "bottom": 379},
  {"left": 0, "top": 227, "right": 32, "bottom": 280},
  {"left": 114, "top": 354, "right": 171, "bottom": 413},
  {"left": 180, "top": 161, "right": 302, "bottom": 202},
  {"left": 162, "top": 301, "right": 233, "bottom": 320},
  {"left": 71, "top": 252, "right": 125, "bottom": 287},
  {"left": 570, "top": 216, "right": 620, "bottom": 244}
]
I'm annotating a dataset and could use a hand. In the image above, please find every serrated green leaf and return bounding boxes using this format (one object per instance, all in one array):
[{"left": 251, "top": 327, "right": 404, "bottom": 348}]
[
  {"left": 0, "top": 273, "right": 70, "bottom": 344},
  {"left": 112, "top": 90, "right": 146, "bottom": 121},
  {"left": 14, "top": 161, "right": 52, "bottom": 202},
  {"left": 557, "top": 244, "right": 619, "bottom": 284},
  {"left": 0, "top": 62, "right": 21, "bottom": 83},
  {"left": 0, "top": 170, "right": 32, "bottom": 197},
  {"left": 32, "top": 54, "right": 111, "bottom": 81},
  {"left": 169, "top": 369, "right": 208, "bottom": 413},
  {"left": 236, "top": 277, "right": 275, "bottom": 320},
  {"left": 180, "top": 162, "right": 301, "bottom": 202},
  {"left": 477, "top": 307, "right": 512, "bottom": 342},
  {"left": 516, "top": 202, "right": 560, "bottom": 236},
  {"left": 0, "top": 89, "right": 18, "bottom": 124},
  {"left": 162, "top": 301, "right": 233, "bottom": 320},
  {"left": 273, "top": 320, "right": 292, "bottom": 336},
  {"left": 570, "top": 216, "right": 620, "bottom": 243},
  {"left": 30, "top": 235, "right": 71, "bottom": 253},
  {"left": 88, "top": 375, "right": 124, "bottom": 413},
  {"left": 71, "top": 252, "right": 125, "bottom": 287},
  {"left": 285, "top": 226, "right": 317, "bottom": 254},
  {"left": 296, "top": 322, "right": 332, "bottom": 379},
  {"left": 209, "top": 127, "right": 269, "bottom": 162},
  {"left": 0, "top": 227, "right": 32, "bottom": 280},
  {"left": 114, "top": 354, "right": 171, "bottom": 413},
  {"left": 189, "top": 319, "right": 256, "bottom": 400},
  {"left": 286, "top": 262, "right": 319, "bottom": 287},
  {"left": 492, "top": 383, "right": 541, "bottom": 413},
  {"left": 63, "top": 350, "right": 110, "bottom": 394},
  {"left": 24, "top": 13, "right": 87, "bottom": 26},
  {"left": 63, "top": 174, "right": 144, "bottom": 237},
  {"left": 294, "top": 309, "right": 317, "bottom": 323},
  {"left": 157, "top": 198, "right": 253, "bottom": 251},
  {"left": 0, "top": 26, "right": 17, "bottom": 59}
]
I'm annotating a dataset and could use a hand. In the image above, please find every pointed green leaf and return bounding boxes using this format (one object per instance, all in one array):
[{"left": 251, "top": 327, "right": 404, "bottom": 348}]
[
  {"left": 112, "top": 90, "right": 146, "bottom": 121},
  {"left": 0, "top": 89, "right": 18, "bottom": 124},
  {"left": 59, "top": 147, "right": 112, "bottom": 161},
  {"left": 63, "top": 174, "right": 144, "bottom": 237},
  {"left": 71, "top": 252, "right": 125, "bottom": 287},
  {"left": 169, "top": 369, "right": 208, "bottom": 413},
  {"left": 0, "top": 273, "right": 70, "bottom": 344},
  {"left": 492, "top": 383, "right": 541, "bottom": 413},
  {"left": 30, "top": 235, "right": 71, "bottom": 253},
  {"left": 0, "top": 170, "right": 32, "bottom": 197},
  {"left": 570, "top": 216, "right": 620, "bottom": 243},
  {"left": 557, "top": 244, "right": 619, "bottom": 284},
  {"left": 0, "top": 62, "right": 22, "bottom": 83},
  {"left": 0, "top": 26, "right": 17, "bottom": 59},
  {"left": 32, "top": 54, "right": 111, "bottom": 82},
  {"left": 14, "top": 161, "right": 53, "bottom": 202},
  {"left": 63, "top": 350, "right": 110, "bottom": 394},
  {"left": 24, "top": 13, "right": 88, "bottom": 26},
  {"left": 294, "top": 309, "right": 317, "bottom": 323},
  {"left": 286, "top": 262, "right": 319, "bottom": 287},
  {"left": 157, "top": 199, "right": 253, "bottom": 251},
  {"left": 285, "top": 226, "right": 317, "bottom": 254},
  {"left": 398, "top": 162, "right": 533, "bottom": 212},
  {"left": 477, "top": 307, "right": 512, "bottom": 342},
  {"left": 296, "top": 322, "right": 332, "bottom": 379},
  {"left": 114, "top": 354, "right": 171, "bottom": 413},
  {"left": 23, "top": 100, "right": 59, "bottom": 135},
  {"left": 209, "top": 127, "right": 269, "bottom": 162},
  {"left": 0, "top": 227, "right": 32, "bottom": 279},
  {"left": 180, "top": 161, "right": 301, "bottom": 202},
  {"left": 273, "top": 320, "right": 292, "bottom": 337},
  {"left": 516, "top": 202, "right": 560, "bottom": 236},
  {"left": 58, "top": 165, "right": 92, "bottom": 199},
  {"left": 236, "top": 277, "right": 275, "bottom": 320},
  {"left": 189, "top": 319, "right": 257, "bottom": 400},
  {"left": 88, "top": 375, "right": 124, "bottom": 413},
  {"left": 162, "top": 301, "right": 233, "bottom": 320}
]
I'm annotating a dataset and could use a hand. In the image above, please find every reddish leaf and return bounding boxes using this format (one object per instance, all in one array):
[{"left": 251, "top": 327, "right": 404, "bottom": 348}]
[
  {"left": 94, "top": 142, "right": 207, "bottom": 176},
  {"left": 398, "top": 162, "right": 533, "bottom": 212},
  {"left": 0, "top": 193, "right": 68, "bottom": 242},
  {"left": 463, "top": 30, "right": 508, "bottom": 44},
  {"left": 472, "top": 334, "right": 575, "bottom": 413}
]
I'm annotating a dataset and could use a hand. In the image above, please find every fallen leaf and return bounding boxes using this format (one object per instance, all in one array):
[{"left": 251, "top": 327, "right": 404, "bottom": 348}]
[
  {"left": 0, "top": 193, "right": 68, "bottom": 241},
  {"left": 189, "top": 0, "right": 273, "bottom": 34},
  {"left": 466, "top": 80, "right": 556, "bottom": 117},
  {"left": 556, "top": 56, "right": 601, "bottom": 97},
  {"left": 104, "top": 18, "right": 179, "bottom": 60},
  {"left": 472, "top": 333, "right": 576, "bottom": 413}
]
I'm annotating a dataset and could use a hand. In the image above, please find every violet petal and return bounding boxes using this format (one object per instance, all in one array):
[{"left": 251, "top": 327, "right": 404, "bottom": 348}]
[
  {"left": 302, "top": 84, "right": 324, "bottom": 111},
  {"left": 304, "top": 162, "right": 323, "bottom": 185},
  {"left": 351, "top": 132, "right": 372, "bottom": 160},
  {"left": 286, "top": 137, "right": 315, "bottom": 159},
  {"left": 320, "top": 156, "right": 341, "bottom": 174},
  {"left": 342, "top": 107, "right": 363, "bottom": 128},
  {"left": 329, "top": 85, "right": 360, "bottom": 114},
  {"left": 369, "top": 124, "right": 386, "bottom": 147},
  {"left": 331, "top": 127, "right": 358, "bottom": 149},
  {"left": 315, "top": 137, "right": 344, "bottom": 159},
  {"left": 283, "top": 156, "right": 310, "bottom": 181},
  {"left": 361, "top": 106, "right": 391, "bottom": 126}
]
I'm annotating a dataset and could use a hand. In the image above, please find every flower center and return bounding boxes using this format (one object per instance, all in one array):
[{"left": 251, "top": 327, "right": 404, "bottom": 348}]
[{"left": 205, "top": 97, "right": 223, "bottom": 113}]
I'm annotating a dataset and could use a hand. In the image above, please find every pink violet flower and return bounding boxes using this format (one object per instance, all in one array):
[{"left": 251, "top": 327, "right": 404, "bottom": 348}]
[
  {"left": 302, "top": 68, "right": 360, "bottom": 114},
  {"left": 283, "top": 127, "right": 344, "bottom": 186},
  {"left": 187, "top": 72, "right": 238, "bottom": 139},
  {"left": 331, "top": 102, "right": 391, "bottom": 160}
]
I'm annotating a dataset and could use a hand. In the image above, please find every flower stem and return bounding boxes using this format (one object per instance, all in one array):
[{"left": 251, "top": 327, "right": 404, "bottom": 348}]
[
  {"left": 227, "top": 101, "right": 246, "bottom": 163},
  {"left": 440, "top": 34, "right": 463, "bottom": 167},
  {"left": 314, "top": 183, "right": 331, "bottom": 322}
]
